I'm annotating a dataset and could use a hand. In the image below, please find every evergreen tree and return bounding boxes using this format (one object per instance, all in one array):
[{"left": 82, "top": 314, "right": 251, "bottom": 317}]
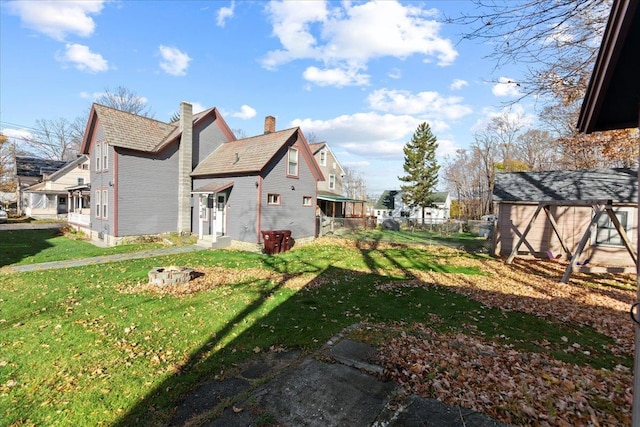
[{"left": 398, "top": 122, "right": 440, "bottom": 225}]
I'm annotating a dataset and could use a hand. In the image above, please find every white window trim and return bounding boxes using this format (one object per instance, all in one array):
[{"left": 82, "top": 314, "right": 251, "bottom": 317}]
[
  {"left": 329, "top": 174, "right": 336, "bottom": 190},
  {"left": 268, "top": 193, "right": 281, "bottom": 205},
  {"left": 103, "top": 143, "right": 108, "bottom": 170},
  {"left": 287, "top": 147, "right": 299, "bottom": 177},
  {"left": 303, "top": 196, "right": 312, "bottom": 206},
  {"left": 95, "top": 143, "right": 101, "bottom": 171},
  {"left": 102, "top": 190, "right": 108, "bottom": 219},
  {"left": 320, "top": 150, "right": 326, "bottom": 166},
  {"left": 95, "top": 190, "right": 101, "bottom": 218}
]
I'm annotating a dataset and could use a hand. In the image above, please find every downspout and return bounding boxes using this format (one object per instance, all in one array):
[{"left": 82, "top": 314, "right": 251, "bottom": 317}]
[{"left": 256, "top": 177, "right": 262, "bottom": 243}]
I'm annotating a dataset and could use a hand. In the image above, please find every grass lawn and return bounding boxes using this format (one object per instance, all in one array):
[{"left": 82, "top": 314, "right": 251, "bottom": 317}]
[
  {"left": 0, "top": 230, "right": 635, "bottom": 426},
  {"left": 0, "top": 228, "right": 193, "bottom": 267}
]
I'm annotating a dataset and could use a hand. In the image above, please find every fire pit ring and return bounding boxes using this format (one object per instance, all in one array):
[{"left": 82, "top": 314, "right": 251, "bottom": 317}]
[{"left": 148, "top": 266, "right": 194, "bottom": 286}]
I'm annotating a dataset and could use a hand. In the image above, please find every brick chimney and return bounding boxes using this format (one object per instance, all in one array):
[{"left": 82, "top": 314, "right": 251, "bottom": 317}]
[
  {"left": 264, "top": 116, "right": 276, "bottom": 134},
  {"left": 177, "top": 101, "right": 193, "bottom": 233}
]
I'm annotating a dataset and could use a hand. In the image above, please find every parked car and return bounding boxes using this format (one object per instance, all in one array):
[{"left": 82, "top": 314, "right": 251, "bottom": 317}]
[{"left": 0, "top": 207, "right": 7, "bottom": 223}]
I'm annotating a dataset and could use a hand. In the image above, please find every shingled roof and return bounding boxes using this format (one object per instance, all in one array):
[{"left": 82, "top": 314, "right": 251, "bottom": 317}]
[
  {"left": 191, "top": 128, "right": 299, "bottom": 176},
  {"left": 15, "top": 156, "right": 68, "bottom": 178},
  {"left": 92, "top": 104, "right": 178, "bottom": 152},
  {"left": 493, "top": 168, "right": 638, "bottom": 203}
]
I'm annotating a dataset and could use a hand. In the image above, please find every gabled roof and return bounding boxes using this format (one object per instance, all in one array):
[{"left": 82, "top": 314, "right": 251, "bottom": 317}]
[
  {"left": 578, "top": 0, "right": 640, "bottom": 133},
  {"left": 80, "top": 104, "right": 235, "bottom": 154},
  {"left": 88, "top": 104, "right": 177, "bottom": 152},
  {"left": 192, "top": 128, "right": 301, "bottom": 176},
  {"left": 493, "top": 168, "right": 638, "bottom": 203},
  {"left": 15, "top": 156, "right": 68, "bottom": 178},
  {"left": 308, "top": 141, "right": 345, "bottom": 175},
  {"left": 44, "top": 155, "right": 88, "bottom": 181}
]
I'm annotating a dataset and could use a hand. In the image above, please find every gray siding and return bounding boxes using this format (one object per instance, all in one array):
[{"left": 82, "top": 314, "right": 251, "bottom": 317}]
[
  {"left": 261, "top": 139, "right": 317, "bottom": 241},
  {"left": 193, "top": 115, "right": 227, "bottom": 167},
  {"left": 192, "top": 175, "right": 260, "bottom": 242},
  {"left": 116, "top": 145, "right": 180, "bottom": 236},
  {"left": 90, "top": 124, "right": 115, "bottom": 237}
]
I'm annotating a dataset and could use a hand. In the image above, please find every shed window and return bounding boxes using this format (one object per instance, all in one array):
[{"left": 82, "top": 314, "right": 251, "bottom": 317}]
[
  {"left": 287, "top": 148, "right": 298, "bottom": 176},
  {"left": 595, "top": 210, "right": 628, "bottom": 247}
]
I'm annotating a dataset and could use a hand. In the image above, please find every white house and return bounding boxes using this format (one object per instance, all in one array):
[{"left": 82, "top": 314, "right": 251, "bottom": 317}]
[{"left": 374, "top": 190, "right": 451, "bottom": 224}]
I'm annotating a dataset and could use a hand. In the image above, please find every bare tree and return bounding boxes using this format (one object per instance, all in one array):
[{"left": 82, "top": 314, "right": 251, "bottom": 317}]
[
  {"left": 515, "top": 129, "right": 561, "bottom": 170},
  {"left": 449, "top": 0, "right": 611, "bottom": 103},
  {"left": 0, "top": 132, "right": 17, "bottom": 192},
  {"left": 26, "top": 118, "right": 80, "bottom": 161},
  {"left": 343, "top": 167, "right": 367, "bottom": 200},
  {"left": 95, "top": 86, "right": 152, "bottom": 117}
]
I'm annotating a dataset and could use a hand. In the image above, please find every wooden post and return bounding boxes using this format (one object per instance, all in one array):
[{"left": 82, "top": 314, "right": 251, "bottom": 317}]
[{"left": 505, "top": 203, "right": 544, "bottom": 264}]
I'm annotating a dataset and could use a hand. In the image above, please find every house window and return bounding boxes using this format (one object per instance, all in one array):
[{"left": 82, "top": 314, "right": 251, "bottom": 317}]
[
  {"left": 95, "top": 190, "right": 101, "bottom": 218},
  {"left": 59, "top": 197, "right": 66, "bottom": 205},
  {"left": 78, "top": 177, "right": 85, "bottom": 185},
  {"left": 329, "top": 174, "right": 336, "bottom": 190},
  {"left": 95, "top": 143, "right": 101, "bottom": 171},
  {"left": 596, "top": 210, "right": 629, "bottom": 247},
  {"left": 82, "top": 164, "right": 88, "bottom": 170},
  {"left": 287, "top": 148, "right": 298, "bottom": 176},
  {"left": 103, "top": 143, "right": 108, "bottom": 170},
  {"left": 303, "top": 196, "right": 312, "bottom": 206},
  {"left": 267, "top": 194, "right": 281, "bottom": 205},
  {"left": 102, "top": 190, "right": 108, "bottom": 218},
  {"left": 320, "top": 150, "right": 326, "bottom": 166}
]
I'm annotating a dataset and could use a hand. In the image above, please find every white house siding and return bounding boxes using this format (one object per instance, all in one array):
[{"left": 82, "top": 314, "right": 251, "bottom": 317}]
[
  {"left": 260, "top": 140, "right": 317, "bottom": 242},
  {"left": 116, "top": 145, "right": 180, "bottom": 236}
]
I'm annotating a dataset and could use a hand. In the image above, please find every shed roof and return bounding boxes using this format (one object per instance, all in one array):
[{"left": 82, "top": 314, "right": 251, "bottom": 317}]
[{"left": 493, "top": 168, "right": 638, "bottom": 203}]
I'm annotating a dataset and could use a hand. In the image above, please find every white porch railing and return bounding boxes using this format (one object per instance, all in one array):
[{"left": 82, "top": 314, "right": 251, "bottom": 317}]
[{"left": 68, "top": 211, "right": 91, "bottom": 227}]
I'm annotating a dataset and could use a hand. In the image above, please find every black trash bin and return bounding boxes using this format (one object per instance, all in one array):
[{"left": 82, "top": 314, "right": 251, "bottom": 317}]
[{"left": 261, "top": 230, "right": 280, "bottom": 255}]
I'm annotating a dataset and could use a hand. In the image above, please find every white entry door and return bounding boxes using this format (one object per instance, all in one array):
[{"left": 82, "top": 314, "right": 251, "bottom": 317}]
[{"left": 215, "top": 194, "right": 226, "bottom": 235}]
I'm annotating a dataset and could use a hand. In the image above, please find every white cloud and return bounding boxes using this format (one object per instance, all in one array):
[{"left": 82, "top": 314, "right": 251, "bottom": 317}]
[
  {"left": 158, "top": 45, "right": 191, "bottom": 76},
  {"left": 6, "top": 0, "right": 105, "bottom": 41},
  {"left": 302, "top": 66, "right": 369, "bottom": 87},
  {"left": 57, "top": 43, "right": 108, "bottom": 73},
  {"left": 1, "top": 128, "right": 34, "bottom": 144},
  {"left": 262, "top": 1, "right": 457, "bottom": 87},
  {"left": 231, "top": 105, "right": 257, "bottom": 119},
  {"left": 450, "top": 79, "right": 468, "bottom": 90},
  {"left": 492, "top": 77, "right": 521, "bottom": 97},
  {"left": 367, "top": 89, "right": 472, "bottom": 120},
  {"left": 387, "top": 68, "right": 402, "bottom": 79},
  {"left": 216, "top": 1, "right": 235, "bottom": 27}
]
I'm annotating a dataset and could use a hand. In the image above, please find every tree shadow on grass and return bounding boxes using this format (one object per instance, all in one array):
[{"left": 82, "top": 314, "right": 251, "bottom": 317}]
[
  {"left": 0, "top": 228, "right": 59, "bottom": 267},
  {"left": 111, "top": 243, "right": 633, "bottom": 426}
]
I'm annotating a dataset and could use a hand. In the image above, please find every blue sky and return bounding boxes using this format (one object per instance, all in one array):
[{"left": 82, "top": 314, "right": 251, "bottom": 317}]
[{"left": 0, "top": 0, "right": 535, "bottom": 195}]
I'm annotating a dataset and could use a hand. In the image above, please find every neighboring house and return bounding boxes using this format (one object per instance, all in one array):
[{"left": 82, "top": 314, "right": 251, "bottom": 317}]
[
  {"left": 22, "top": 155, "right": 90, "bottom": 220},
  {"left": 374, "top": 190, "right": 451, "bottom": 224},
  {"left": 79, "top": 102, "right": 323, "bottom": 248},
  {"left": 309, "top": 141, "right": 369, "bottom": 235},
  {"left": 15, "top": 156, "right": 68, "bottom": 215},
  {"left": 493, "top": 168, "right": 638, "bottom": 268}
]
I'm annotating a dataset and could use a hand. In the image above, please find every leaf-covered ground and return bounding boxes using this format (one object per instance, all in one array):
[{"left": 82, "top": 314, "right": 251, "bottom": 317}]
[{"left": 371, "top": 248, "right": 636, "bottom": 426}]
